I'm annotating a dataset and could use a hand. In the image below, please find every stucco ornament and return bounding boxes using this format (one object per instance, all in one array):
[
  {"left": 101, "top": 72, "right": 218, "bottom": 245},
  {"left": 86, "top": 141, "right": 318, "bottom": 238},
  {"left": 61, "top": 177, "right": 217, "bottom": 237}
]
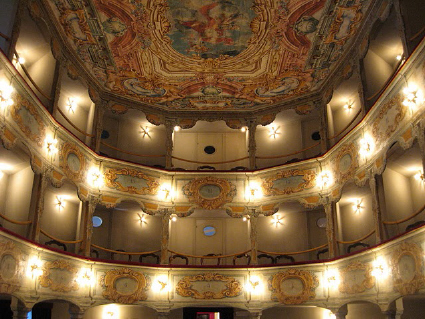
[
  {"left": 391, "top": 241, "right": 425, "bottom": 295},
  {"left": 39, "top": 259, "right": 79, "bottom": 292},
  {"left": 104, "top": 168, "right": 160, "bottom": 195},
  {"left": 262, "top": 169, "right": 316, "bottom": 196},
  {"left": 339, "top": 261, "right": 375, "bottom": 294},
  {"left": 59, "top": 142, "right": 86, "bottom": 182},
  {"left": 101, "top": 268, "right": 149, "bottom": 304},
  {"left": 269, "top": 269, "right": 318, "bottom": 304},
  {"left": 335, "top": 143, "right": 358, "bottom": 182},
  {"left": 183, "top": 176, "right": 236, "bottom": 209},
  {"left": 0, "top": 241, "right": 24, "bottom": 294},
  {"left": 372, "top": 94, "right": 405, "bottom": 143},
  {"left": 176, "top": 273, "right": 242, "bottom": 299}
]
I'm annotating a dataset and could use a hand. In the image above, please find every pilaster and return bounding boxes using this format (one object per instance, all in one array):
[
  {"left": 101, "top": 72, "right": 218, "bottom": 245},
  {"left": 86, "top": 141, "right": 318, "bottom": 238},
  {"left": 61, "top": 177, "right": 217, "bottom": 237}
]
[
  {"left": 165, "top": 119, "right": 175, "bottom": 169},
  {"left": 30, "top": 171, "right": 48, "bottom": 242},
  {"left": 248, "top": 119, "right": 257, "bottom": 169},
  {"left": 369, "top": 173, "right": 385, "bottom": 243},
  {"left": 160, "top": 209, "right": 171, "bottom": 264},
  {"left": 324, "top": 201, "right": 338, "bottom": 258},
  {"left": 81, "top": 196, "right": 98, "bottom": 257}
]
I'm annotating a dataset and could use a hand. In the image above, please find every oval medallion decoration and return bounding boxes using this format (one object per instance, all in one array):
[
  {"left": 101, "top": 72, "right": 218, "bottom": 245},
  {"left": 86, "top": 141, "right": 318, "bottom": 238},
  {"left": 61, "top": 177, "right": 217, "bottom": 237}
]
[
  {"left": 104, "top": 168, "right": 160, "bottom": 195},
  {"left": 339, "top": 261, "right": 375, "bottom": 294},
  {"left": 262, "top": 169, "right": 316, "bottom": 196},
  {"left": 60, "top": 142, "right": 86, "bottom": 182},
  {"left": 39, "top": 259, "right": 79, "bottom": 292},
  {"left": 335, "top": 143, "right": 357, "bottom": 182},
  {"left": 269, "top": 269, "right": 318, "bottom": 304},
  {"left": 391, "top": 242, "right": 425, "bottom": 295},
  {"left": 0, "top": 254, "right": 17, "bottom": 280},
  {"left": 183, "top": 177, "right": 236, "bottom": 209},
  {"left": 0, "top": 241, "right": 24, "bottom": 294},
  {"left": 101, "top": 268, "right": 149, "bottom": 304}
]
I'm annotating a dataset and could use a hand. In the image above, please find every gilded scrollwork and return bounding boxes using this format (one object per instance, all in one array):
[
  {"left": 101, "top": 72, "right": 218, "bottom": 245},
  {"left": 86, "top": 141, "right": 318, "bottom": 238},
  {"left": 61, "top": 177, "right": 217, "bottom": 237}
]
[
  {"left": 182, "top": 177, "right": 236, "bottom": 209},
  {"left": 176, "top": 273, "right": 242, "bottom": 299},
  {"left": 101, "top": 268, "right": 149, "bottom": 304},
  {"left": 335, "top": 143, "right": 358, "bottom": 182},
  {"left": 59, "top": 142, "right": 86, "bottom": 182},
  {"left": 11, "top": 94, "right": 45, "bottom": 147},
  {"left": 269, "top": 269, "right": 318, "bottom": 304},
  {"left": 262, "top": 169, "right": 316, "bottom": 196},
  {"left": 39, "top": 259, "right": 79, "bottom": 292},
  {"left": 339, "top": 261, "right": 375, "bottom": 294},
  {"left": 104, "top": 168, "right": 160, "bottom": 195},
  {"left": 391, "top": 242, "right": 425, "bottom": 295}
]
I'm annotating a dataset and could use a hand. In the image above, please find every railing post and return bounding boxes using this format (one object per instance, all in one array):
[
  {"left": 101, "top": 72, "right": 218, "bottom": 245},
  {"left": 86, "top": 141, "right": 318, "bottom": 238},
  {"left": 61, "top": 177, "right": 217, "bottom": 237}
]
[
  {"left": 369, "top": 173, "right": 385, "bottom": 243},
  {"left": 324, "top": 201, "right": 338, "bottom": 258},
  {"left": 160, "top": 209, "right": 171, "bottom": 264},
  {"left": 29, "top": 171, "right": 48, "bottom": 242}
]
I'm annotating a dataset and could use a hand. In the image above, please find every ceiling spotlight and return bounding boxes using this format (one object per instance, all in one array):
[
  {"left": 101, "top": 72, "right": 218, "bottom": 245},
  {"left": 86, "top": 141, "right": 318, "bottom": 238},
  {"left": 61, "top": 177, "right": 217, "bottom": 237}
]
[
  {"left": 403, "top": 84, "right": 423, "bottom": 111},
  {"left": 170, "top": 214, "right": 177, "bottom": 222},
  {"left": 55, "top": 196, "right": 65, "bottom": 211},
  {"left": 45, "top": 136, "right": 58, "bottom": 155},
  {"left": 137, "top": 213, "right": 147, "bottom": 225},
  {"left": 242, "top": 215, "right": 250, "bottom": 222},
  {"left": 414, "top": 171, "right": 425, "bottom": 182},
  {"left": 272, "top": 214, "right": 284, "bottom": 227},
  {"left": 87, "top": 167, "right": 104, "bottom": 188},
  {"left": 396, "top": 54, "right": 402, "bottom": 61},
  {"left": 317, "top": 171, "right": 332, "bottom": 188},
  {"left": 139, "top": 125, "right": 151, "bottom": 138},
  {"left": 18, "top": 57, "right": 25, "bottom": 64},
  {"left": 174, "top": 126, "right": 181, "bottom": 132},
  {"left": 269, "top": 126, "right": 281, "bottom": 139},
  {"left": 241, "top": 126, "right": 247, "bottom": 133},
  {"left": 0, "top": 81, "right": 14, "bottom": 110}
]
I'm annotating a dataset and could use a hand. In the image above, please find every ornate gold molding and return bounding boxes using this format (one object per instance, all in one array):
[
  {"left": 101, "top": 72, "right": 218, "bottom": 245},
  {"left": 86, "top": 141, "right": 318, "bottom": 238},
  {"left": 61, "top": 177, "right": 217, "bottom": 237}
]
[
  {"left": 372, "top": 95, "right": 405, "bottom": 143},
  {"left": 391, "top": 241, "right": 425, "bottom": 295},
  {"left": 183, "top": 177, "right": 236, "bottom": 209},
  {"left": 59, "top": 142, "right": 86, "bottom": 182},
  {"left": 176, "top": 273, "right": 242, "bottom": 299},
  {"left": 101, "top": 268, "right": 149, "bottom": 304},
  {"left": 339, "top": 261, "right": 375, "bottom": 294},
  {"left": 11, "top": 94, "right": 45, "bottom": 147},
  {"left": 104, "top": 168, "right": 160, "bottom": 195},
  {"left": 269, "top": 269, "right": 318, "bottom": 304},
  {"left": 39, "top": 259, "right": 79, "bottom": 292},
  {"left": 262, "top": 169, "right": 316, "bottom": 196}
]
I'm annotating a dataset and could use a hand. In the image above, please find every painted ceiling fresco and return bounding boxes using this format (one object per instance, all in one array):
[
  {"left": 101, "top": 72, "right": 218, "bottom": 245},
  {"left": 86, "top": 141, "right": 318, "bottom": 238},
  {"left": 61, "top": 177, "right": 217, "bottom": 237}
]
[{"left": 45, "top": 0, "right": 372, "bottom": 111}]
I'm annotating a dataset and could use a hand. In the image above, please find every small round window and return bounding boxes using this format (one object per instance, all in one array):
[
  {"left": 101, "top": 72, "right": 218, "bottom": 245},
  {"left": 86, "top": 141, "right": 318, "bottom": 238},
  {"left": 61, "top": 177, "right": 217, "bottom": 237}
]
[
  {"left": 203, "top": 226, "right": 216, "bottom": 236},
  {"left": 204, "top": 146, "right": 216, "bottom": 154},
  {"left": 92, "top": 216, "right": 103, "bottom": 228},
  {"left": 316, "top": 217, "right": 327, "bottom": 228}
]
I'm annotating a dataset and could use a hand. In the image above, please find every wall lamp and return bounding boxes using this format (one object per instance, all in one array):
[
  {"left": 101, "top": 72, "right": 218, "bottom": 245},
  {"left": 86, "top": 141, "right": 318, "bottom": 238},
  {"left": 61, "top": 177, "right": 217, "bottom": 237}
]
[
  {"left": 139, "top": 125, "right": 151, "bottom": 138},
  {"left": 0, "top": 81, "right": 14, "bottom": 111},
  {"left": 269, "top": 125, "right": 281, "bottom": 139}
]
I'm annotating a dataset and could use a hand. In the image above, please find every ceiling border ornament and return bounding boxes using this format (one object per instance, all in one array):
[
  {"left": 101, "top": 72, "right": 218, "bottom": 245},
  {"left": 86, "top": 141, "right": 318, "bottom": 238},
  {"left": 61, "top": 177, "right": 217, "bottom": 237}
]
[
  {"left": 335, "top": 143, "right": 358, "bottom": 182},
  {"left": 391, "top": 241, "right": 425, "bottom": 295},
  {"left": 104, "top": 168, "right": 160, "bottom": 195},
  {"left": 176, "top": 273, "right": 242, "bottom": 300},
  {"left": 262, "top": 169, "right": 316, "bottom": 196},
  {"left": 338, "top": 261, "right": 375, "bottom": 294},
  {"left": 182, "top": 177, "right": 236, "bottom": 210},
  {"left": 11, "top": 94, "right": 45, "bottom": 147},
  {"left": 101, "top": 268, "right": 149, "bottom": 304},
  {"left": 0, "top": 241, "right": 24, "bottom": 294},
  {"left": 59, "top": 142, "right": 86, "bottom": 182},
  {"left": 39, "top": 259, "right": 79, "bottom": 292},
  {"left": 269, "top": 268, "right": 318, "bottom": 304}
]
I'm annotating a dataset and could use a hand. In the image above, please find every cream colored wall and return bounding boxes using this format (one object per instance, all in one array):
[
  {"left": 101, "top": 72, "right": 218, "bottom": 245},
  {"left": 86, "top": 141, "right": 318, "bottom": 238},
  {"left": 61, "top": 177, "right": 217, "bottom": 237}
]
[
  {"left": 39, "top": 188, "right": 80, "bottom": 247},
  {"left": 0, "top": 172, "right": 8, "bottom": 215},
  {"left": 3, "top": 166, "right": 34, "bottom": 236},
  {"left": 257, "top": 212, "right": 309, "bottom": 262},
  {"left": 100, "top": 116, "right": 119, "bottom": 158},
  {"left": 0, "top": 0, "right": 18, "bottom": 52},
  {"left": 301, "top": 118, "right": 321, "bottom": 158},
  {"left": 306, "top": 210, "right": 327, "bottom": 260},
  {"left": 52, "top": 301, "right": 71, "bottom": 319},
  {"left": 383, "top": 167, "right": 414, "bottom": 237},
  {"left": 83, "top": 304, "right": 158, "bottom": 319},
  {"left": 256, "top": 121, "right": 303, "bottom": 168},
  {"left": 173, "top": 132, "right": 248, "bottom": 170},
  {"left": 92, "top": 208, "right": 112, "bottom": 259},
  {"left": 409, "top": 175, "right": 425, "bottom": 214},
  {"left": 262, "top": 306, "right": 330, "bottom": 319},
  {"left": 338, "top": 194, "right": 374, "bottom": 253}
]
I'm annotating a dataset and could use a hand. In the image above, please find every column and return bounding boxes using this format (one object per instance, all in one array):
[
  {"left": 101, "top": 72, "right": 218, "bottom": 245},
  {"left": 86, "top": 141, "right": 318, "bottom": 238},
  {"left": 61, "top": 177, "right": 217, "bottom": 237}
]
[
  {"left": 329, "top": 305, "right": 347, "bottom": 319},
  {"left": 417, "top": 130, "right": 425, "bottom": 179},
  {"left": 369, "top": 174, "right": 385, "bottom": 243},
  {"left": 248, "top": 120, "right": 257, "bottom": 170},
  {"left": 29, "top": 171, "right": 48, "bottom": 242},
  {"left": 49, "top": 61, "right": 64, "bottom": 116},
  {"left": 157, "top": 312, "right": 170, "bottom": 319},
  {"left": 81, "top": 197, "right": 97, "bottom": 257},
  {"left": 69, "top": 305, "right": 85, "bottom": 319},
  {"left": 382, "top": 299, "right": 404, "bottom": 319},
  {"left": 7, "top": 0, "right": 26, "bottom": 60},
  {"left": 91, "top": 100, "right": 105, "bottom": 154},
  {"left": 160, "top": 210, "right": 171, "bottom": 264},
  {"left": 320, "top": 102, "right": 330, "bottom": 153},
  {"left": 10, "top": 297, "right": 31, "bottom": 319},
  {"left": 324, "top": 202, "right": 338, "bottom": 258},
  {"left": 249, "top": 210, "right": 258, "bottom": 265},
  {"left": 249, "top": 311, "right": 262, "bottom": 319},
  {"left": 164, "top": 119, "right": 174, "bottom": 169}
]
